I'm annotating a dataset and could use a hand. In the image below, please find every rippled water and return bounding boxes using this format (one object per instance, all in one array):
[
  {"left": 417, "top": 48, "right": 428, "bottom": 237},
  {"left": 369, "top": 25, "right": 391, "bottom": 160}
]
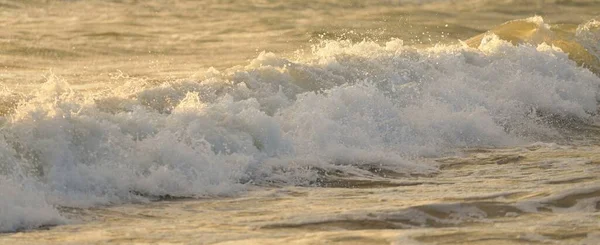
[
  {"left": 2, "top": 0, "right": 598, "bottom": 90},
  {"left": 1, "top": 0, "right": 600, "bottom": 244}
]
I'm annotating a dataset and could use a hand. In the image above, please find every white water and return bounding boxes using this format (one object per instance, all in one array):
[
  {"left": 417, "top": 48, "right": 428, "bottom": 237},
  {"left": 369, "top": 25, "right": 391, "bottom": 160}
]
[{"left": 1, "top": 20, "right": 600, "bottom": 232}]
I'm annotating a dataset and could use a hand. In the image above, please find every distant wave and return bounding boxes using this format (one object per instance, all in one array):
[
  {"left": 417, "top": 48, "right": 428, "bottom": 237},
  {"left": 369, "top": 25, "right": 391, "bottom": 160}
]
[
  {"left": 466, "top": 16, "right": 600, "bottom": 75},
  {"left": 1, "top": 17, "right": 599, "bottom": 232}
]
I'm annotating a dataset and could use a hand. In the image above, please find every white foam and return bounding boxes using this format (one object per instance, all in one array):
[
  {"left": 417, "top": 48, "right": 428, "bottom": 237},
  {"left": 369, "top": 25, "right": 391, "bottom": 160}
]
[
  {"left": 1, "top": 21, "right": 600, "bottom": 231},
  {"left": 0, "top": 172, "right": 65, "bottom": 232},
  {"left": 576, "top": 19, "right": 600, "bottom": 63}
]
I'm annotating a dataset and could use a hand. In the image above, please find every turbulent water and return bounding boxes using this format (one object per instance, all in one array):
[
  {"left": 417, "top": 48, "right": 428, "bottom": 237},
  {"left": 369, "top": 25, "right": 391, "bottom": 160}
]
[{"left": 1, "top": 0, "right": 600, "bottom": 244}]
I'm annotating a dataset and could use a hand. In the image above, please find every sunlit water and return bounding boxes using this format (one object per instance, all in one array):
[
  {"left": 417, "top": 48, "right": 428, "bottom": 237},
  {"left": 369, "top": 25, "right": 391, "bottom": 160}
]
[{"left": 1, "top": 0, "right": 600, "bottom": 244}]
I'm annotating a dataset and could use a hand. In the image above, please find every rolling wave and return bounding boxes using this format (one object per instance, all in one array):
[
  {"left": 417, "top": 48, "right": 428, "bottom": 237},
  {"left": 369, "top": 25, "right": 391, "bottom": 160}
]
[{"left": 0, "top": 17, "right": 599, "bottom": 232}]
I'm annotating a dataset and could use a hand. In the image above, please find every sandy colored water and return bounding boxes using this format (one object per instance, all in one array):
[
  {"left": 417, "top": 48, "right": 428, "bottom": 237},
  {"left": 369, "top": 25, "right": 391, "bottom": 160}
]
[
  {"left": 2, "top": 0, "right": 599, "bottom": 91},
  {"left": 1, "top": 1, "right": 600, "bottom": 244}
]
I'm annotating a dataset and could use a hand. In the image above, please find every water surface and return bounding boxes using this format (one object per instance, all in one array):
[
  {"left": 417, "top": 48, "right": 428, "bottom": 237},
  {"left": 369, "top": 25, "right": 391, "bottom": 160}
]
[{"left": 1, "top": 0, "right": 600, "bottom": 244}]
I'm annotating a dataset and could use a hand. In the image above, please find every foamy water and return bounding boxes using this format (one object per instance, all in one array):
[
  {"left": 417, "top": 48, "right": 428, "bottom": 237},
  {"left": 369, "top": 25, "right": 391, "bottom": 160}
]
[{"left": 1, "top": 0, "right": 600, "bottom": 244}]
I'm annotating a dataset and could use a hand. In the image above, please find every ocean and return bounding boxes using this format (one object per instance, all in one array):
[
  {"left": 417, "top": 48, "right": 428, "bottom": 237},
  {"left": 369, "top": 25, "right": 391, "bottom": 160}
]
[{"left": 1, "top": 0, "right": 600, "bottom": 244}]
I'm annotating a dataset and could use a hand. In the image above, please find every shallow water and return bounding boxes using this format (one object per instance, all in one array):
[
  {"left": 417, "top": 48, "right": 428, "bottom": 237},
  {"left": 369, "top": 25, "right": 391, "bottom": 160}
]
[{"left": 1, "top": 0, "right": 600, "bottom": 244}]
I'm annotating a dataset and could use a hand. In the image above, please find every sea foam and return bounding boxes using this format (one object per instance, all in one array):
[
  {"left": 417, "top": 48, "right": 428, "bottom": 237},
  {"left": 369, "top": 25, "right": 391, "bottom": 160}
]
[{"left": 1, "top": 18, "right": 599, "bottom": 231}]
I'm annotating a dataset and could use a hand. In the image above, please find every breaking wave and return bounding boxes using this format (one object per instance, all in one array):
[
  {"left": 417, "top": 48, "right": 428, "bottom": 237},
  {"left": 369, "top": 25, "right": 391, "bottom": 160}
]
[{"left": 0, "top": 17, "right": 599, "bottom": 232}]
